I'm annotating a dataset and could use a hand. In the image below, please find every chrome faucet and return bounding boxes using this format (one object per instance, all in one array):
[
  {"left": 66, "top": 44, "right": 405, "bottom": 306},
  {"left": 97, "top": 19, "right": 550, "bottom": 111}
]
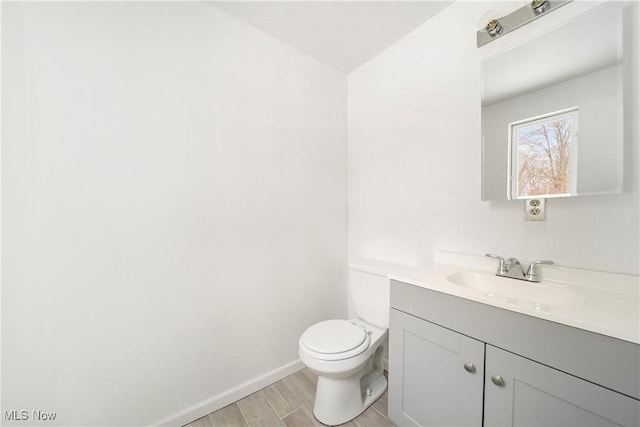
[{"left": 485, "top": 254, "right": 553, "bottom": 282}]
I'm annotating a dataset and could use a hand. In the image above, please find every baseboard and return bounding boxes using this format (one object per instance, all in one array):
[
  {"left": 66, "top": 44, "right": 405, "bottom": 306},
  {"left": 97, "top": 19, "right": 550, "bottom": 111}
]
[{"left": 152, "top": 359, "right": 305, "bottom": 427}]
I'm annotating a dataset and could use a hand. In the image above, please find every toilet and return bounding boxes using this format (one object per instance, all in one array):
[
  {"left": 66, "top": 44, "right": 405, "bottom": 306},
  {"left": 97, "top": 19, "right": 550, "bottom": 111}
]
[{"left": 298, "top": 265, "right": 390, "bottom": 425}]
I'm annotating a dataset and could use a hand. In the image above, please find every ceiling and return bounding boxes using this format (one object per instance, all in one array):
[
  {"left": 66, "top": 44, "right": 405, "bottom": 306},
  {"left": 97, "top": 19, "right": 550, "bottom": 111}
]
[{"left": 210, "top": 1, "right": 451, "bottom": 73}]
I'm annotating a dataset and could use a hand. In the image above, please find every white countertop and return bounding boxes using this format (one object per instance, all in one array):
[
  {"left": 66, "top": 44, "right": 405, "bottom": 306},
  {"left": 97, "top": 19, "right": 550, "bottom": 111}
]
[{"left": 382, "top": 252, "right": 640, "bottom": 345}]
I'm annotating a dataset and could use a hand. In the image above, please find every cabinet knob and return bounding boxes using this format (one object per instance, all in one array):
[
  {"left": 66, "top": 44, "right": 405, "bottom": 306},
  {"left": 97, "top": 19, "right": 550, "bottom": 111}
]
[
  {"left": 463, "top": 363, "right": 476, "bottom": 373},
  {"left": 491, "top": 375, "right": 505, "bottom": 387}
]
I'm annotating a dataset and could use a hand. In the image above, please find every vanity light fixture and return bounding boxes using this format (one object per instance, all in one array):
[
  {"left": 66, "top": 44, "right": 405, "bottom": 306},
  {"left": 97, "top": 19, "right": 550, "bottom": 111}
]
[
  {"left": 477, "top": 0, "right": 571, "bottom": 47},
  {"left": 485, "top": 19, "right": 503, "bottom": 37},
  {"left": 531, "top": 0, "right": 551, "bottom": 14}
]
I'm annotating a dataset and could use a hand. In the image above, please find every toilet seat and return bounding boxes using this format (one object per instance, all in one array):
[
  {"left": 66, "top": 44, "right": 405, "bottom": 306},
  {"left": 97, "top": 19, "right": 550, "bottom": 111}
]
[{"left": 300, "top": 320, "right": 371, "bottom": 361}]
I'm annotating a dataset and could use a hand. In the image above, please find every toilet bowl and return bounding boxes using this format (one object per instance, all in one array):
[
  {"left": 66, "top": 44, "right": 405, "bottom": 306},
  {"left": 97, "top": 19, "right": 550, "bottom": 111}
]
[
  {"left": 298, "top": 265, "right": 391, "bottom": 425},
  {"left": 299, "top": 318, "right": 388, "bottom": 425}
]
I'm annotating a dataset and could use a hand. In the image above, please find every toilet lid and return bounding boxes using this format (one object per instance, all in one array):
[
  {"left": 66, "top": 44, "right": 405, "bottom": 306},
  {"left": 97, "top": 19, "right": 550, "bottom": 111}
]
[{"left": 300, "top": 319, "right": 368, "bottom": 354}]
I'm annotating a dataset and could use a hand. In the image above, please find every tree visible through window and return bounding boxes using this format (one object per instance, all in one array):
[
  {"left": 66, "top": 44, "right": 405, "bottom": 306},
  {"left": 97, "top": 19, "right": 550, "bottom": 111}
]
[{"left": 509, "top": 108, "right": 578, "bottom": 198}]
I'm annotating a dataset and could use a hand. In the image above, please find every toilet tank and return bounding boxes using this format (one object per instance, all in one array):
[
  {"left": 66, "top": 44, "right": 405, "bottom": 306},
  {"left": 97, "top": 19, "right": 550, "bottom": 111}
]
[{"left": 348, "top": 262, "right": 394, "bottom": 328}]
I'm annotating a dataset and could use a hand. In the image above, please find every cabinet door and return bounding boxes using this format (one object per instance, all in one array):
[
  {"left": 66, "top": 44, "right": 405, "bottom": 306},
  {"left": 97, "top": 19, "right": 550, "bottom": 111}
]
[
  {"left": 485, "top": 345, "right": 640, "bottom": 427},
  {"left": 388, "top": 309, "right": 484, "bottom": 426}
]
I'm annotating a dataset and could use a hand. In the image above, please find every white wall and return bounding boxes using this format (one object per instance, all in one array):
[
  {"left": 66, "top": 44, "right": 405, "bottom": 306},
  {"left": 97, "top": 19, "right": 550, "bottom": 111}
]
[
  {"left": 348, "top": 1, "right": 639, "bottom": 275},
  {"left": 2, "top": 2, "right": 347, "bottom": 426}
]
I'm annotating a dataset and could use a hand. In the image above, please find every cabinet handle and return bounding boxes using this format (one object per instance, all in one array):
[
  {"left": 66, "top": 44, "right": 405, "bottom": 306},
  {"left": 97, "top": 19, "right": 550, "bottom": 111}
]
[
  {"left": 463, "top": 363, "right": 476, "bottom": 373},
  {"left": 491, "top": 375, "right": 505, "bottom": 387}
]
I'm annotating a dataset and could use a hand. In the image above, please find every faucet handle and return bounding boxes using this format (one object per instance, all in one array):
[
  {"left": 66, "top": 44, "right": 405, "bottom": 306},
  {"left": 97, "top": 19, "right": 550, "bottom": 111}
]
[
  {"left": 485, "top": 253, "right": 508, "bottom": 275},
  {"left": 525, "top": 260, "right": 554, "bottom": 281}
]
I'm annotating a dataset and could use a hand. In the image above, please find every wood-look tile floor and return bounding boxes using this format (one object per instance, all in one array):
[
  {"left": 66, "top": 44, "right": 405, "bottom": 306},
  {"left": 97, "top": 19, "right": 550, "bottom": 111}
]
[{"left": 184, "top": 368, "right": 394, "bottom": 427}]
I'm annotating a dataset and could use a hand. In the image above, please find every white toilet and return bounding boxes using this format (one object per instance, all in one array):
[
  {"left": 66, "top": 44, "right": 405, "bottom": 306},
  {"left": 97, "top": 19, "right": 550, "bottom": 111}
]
[{"left": 298, "top": 266, "right": 390, "bottom": 425}]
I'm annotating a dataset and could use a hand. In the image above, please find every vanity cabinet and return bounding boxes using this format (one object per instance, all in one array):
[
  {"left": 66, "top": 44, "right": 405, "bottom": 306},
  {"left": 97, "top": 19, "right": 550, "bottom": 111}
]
[
  {"left": 484, "top": 345, "right": 639, "bottom": 427},
  {"left": 388, "top": 309, "right": 484, "bottom": 426},
  {"left": 389, "top": 280, "right": 640, "bottom": 427}
]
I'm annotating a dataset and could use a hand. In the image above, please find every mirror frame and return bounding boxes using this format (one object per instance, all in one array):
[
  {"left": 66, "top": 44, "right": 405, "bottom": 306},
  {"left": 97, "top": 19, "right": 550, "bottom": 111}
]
[{"left": 480, "top": 2, "right": 626, "bottom": 202}]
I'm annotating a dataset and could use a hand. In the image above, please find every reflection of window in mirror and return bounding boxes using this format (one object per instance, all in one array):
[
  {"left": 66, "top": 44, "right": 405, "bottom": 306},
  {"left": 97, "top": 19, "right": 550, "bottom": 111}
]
[{"left": 508, "top": 108, "right": 578, "bottom": 199}]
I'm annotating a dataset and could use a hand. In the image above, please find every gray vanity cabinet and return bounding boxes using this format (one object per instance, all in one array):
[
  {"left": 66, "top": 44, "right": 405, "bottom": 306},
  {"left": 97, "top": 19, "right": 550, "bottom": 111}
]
[
  {"left": 388, "top": 309, "right": 484, "bottom": 426},
  {"left": 484, "top": 345, "right": 639, "bottom": 427},
  {"left": 389, "top": 280, "right": 640, "bottom": 427}
]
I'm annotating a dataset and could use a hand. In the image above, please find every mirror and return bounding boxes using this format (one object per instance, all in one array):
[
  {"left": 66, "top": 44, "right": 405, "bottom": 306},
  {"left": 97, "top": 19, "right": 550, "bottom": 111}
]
[{"left": 481, "top": 2, "right": 624, "bottom": 201}]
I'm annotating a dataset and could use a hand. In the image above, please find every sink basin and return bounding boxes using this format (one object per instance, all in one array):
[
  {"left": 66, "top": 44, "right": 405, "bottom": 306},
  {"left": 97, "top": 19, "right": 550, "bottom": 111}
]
[{"left": 446, "top": 271, "right": 583, "bottom": 309}]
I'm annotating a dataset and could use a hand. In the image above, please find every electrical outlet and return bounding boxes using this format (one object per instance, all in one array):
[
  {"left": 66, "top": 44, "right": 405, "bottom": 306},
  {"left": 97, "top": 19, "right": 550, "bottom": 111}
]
[{"left": 525, "top": 198, "right": 546, "bottom": 221}]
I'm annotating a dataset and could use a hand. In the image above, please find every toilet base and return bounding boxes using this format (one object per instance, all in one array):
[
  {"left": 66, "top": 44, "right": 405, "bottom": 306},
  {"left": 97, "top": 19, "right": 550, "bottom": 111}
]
[{"left": 312, "top": 366, "right": 387, "bottom": 425}]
